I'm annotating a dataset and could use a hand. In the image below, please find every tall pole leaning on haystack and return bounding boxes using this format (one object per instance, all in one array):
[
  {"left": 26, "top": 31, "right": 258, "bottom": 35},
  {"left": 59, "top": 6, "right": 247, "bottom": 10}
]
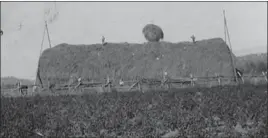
[
  {"left": 45, "top": 21, "right": 52, "bottom": 48},
  {"left": 34, "top": 20, "right": 53, "bottom": 88},
  {"left": 223, "top": 15, "right": 227, "bottom": 43},
  {"left": 35, "top": 4, "right": 57, "bottom": 88},
  {"left": 34, "top": 22, "right": 47, "bottom": 88},
  {"left": 223, "top": 10, "right": 238, "bottom": 83}
]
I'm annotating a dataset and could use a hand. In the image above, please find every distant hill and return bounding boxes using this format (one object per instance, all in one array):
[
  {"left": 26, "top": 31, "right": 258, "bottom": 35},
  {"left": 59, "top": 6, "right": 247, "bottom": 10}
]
[
  {"left": 236, "top": 52, "right": 267, "bottom": 74},
  {"left": 235, "top": 45, "right": 267, "bottom": 56},
  {"left": 1, "top": 76, "right": 34, "bottom": 85},
  {"left": 237, "top": 53, "right": 267, "bottom": 63}
]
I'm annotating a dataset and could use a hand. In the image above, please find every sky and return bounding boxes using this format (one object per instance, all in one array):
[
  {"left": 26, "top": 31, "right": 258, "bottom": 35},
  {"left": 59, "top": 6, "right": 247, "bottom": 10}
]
[{"left": 1, "top": 2, "right": 267, "bottom": 79}]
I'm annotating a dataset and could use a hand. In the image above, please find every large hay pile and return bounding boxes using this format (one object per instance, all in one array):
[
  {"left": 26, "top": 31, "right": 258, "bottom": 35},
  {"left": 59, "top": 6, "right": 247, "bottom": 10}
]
[{"left": 36, "top": 38, "right": 237, "bottom": 86}]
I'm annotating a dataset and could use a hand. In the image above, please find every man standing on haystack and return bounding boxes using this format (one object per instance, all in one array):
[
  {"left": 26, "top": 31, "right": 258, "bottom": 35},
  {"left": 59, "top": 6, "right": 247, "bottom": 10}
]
[
  {"left": 102, "top": 36, "right": 107, "bottom": 46},
  {"left": 191, "top": 35, "right": 196, "bottom": 44}
]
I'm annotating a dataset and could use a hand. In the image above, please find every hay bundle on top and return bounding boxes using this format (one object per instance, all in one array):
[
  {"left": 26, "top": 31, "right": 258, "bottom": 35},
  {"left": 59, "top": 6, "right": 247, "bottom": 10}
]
[{"left": 142, "top": 24, "right": 164, "bottom": 42}]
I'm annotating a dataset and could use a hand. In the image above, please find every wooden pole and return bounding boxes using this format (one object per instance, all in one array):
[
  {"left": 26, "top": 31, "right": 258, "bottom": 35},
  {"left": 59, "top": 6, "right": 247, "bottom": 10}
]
[
  {"left": 138, "top": 81, "right": 142, "bottom": 92},
  {"left": 215, "top": 73, "right": 221, "bottom": 86},
  {"left": 34, "top": 26, "right": 46, "bottom": 89},
  {"left": 45, "top": 21, "right": 52, "bottom": 48},
  {"left": 223, "top": 10, "right": 238, "bottom": 83},
  {"left": 128, "top": 81, "right": 138, "bottom": 91},
  {"left": 190, "top": 73, "right": 194, "bottom": 86},
  {"left": 36, "top": 64, "right": 43, "bottom": 88},
  {"left": 223, "top": 11, "right": 227, "bottom": 43}
]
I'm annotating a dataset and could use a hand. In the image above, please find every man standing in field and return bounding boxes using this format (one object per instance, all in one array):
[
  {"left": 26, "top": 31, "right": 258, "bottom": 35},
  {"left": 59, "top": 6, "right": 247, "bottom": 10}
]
[
  {"left": 32, "top": 82, "right": 38, "bottom": 93},
  {"left": 191, "top": 35, "right": 196, "bottom": 44},
  {"left": 235, "top": 68, "right": 244, "bottom": 84},
  {"left": 262, "top": 71, "right": 267, "bottom": 82},
  {"left": 119, "top": 78, "right": 124, "bottom": 86},
  {"left": 16, "top": 81, "right": 28, "bottom": 95},
  {"left": 70, "top": 76, "right": 83, "bottom": 92},
  {"left": 76, "top": 77, "right": 82, "bottom": 88}
]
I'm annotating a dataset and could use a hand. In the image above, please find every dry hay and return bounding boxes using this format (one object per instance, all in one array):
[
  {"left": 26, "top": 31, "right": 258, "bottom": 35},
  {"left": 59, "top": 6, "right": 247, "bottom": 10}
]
[
  {"left": 36, "top": 38, "right": 237, "bottom": 86},
  {"left": 142, "top": 24, "right": 164, "bottom": 42}
]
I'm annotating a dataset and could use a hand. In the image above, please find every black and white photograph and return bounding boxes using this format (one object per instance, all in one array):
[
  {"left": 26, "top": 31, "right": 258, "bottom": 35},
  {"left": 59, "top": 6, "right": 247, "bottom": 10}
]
[{"left": 1, "top": 1, "right": 267, "bottom": 137}]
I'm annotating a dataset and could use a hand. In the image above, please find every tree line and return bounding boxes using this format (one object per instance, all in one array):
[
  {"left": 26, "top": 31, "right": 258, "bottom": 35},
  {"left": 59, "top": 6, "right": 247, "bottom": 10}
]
[{"left": 239, "top": 60, "right": 267, "bottom": 75}]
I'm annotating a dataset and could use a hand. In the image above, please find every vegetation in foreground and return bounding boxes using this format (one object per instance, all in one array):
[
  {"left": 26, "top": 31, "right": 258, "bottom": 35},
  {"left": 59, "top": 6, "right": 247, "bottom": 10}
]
[{"left": 1, "top": 84, "right": 267, "bottom": 137}]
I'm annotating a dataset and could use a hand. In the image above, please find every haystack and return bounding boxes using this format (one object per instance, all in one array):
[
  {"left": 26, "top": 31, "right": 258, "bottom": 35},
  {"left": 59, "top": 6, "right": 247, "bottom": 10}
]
[{"left": 36, "top": 38, "right": 237, "bottom": 86}]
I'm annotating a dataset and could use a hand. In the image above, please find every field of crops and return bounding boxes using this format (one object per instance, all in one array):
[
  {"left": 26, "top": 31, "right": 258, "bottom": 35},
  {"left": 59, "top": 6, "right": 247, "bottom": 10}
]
[{"left": 1, "top": 84, "right": 267, "bottom": 137}]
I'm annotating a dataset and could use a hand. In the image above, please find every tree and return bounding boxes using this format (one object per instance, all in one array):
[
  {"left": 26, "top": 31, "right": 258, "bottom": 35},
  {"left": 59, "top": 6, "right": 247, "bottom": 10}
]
[
  {"left": 256, "top": 61, "right": 267, "bottom": 73},
  {"left": 142, "top": 24, "right": 164, "bottom": 42},
  {"left": 245, "top": 61, "right": 256, "bottom": 73},
  {"left": 243, "top": 60, "right": 267, "bottom": 74}
]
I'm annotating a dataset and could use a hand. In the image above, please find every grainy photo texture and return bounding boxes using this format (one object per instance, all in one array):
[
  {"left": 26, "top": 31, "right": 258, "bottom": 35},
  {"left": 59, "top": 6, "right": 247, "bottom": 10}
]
[{"left": 1, "top": 2, "right": 267, "bottom": 137}]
